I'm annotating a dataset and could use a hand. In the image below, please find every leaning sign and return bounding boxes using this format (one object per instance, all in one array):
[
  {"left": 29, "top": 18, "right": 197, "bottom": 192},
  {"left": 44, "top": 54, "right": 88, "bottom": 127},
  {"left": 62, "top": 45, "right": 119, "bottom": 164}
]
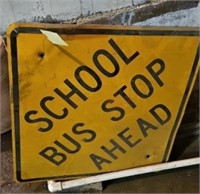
[{"left": 7, "top": 23, "right": 199, "bottom": 182}]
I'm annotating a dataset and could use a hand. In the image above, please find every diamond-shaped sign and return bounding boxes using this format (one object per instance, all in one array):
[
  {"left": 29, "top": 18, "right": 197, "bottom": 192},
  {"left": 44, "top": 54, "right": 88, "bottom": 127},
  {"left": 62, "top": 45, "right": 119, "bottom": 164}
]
[{"left": 7, "top": 23, "right": 199, "bottom": 182}]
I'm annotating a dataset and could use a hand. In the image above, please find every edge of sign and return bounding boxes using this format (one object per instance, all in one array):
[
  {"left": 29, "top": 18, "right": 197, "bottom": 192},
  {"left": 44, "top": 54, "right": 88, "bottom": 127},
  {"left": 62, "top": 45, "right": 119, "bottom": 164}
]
[
  {"left": 7, "top": 22, "right": 200, "bottom": 33},
  {"left": 162, "top": 44, "right": 200, "bottom": 162}
]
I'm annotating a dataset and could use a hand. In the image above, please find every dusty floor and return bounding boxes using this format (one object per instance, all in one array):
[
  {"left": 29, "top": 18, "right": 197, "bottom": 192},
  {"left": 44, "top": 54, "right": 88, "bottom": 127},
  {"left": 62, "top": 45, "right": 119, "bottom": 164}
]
[{"left": 104, "top": 165, "right": 199, "bottom": 193}]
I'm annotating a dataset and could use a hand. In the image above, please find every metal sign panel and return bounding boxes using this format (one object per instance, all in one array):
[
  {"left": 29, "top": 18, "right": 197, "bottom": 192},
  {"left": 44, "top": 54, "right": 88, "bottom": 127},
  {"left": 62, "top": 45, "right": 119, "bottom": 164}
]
[{"left": 7, "top": 23, "right": 199, "bottom": 182}]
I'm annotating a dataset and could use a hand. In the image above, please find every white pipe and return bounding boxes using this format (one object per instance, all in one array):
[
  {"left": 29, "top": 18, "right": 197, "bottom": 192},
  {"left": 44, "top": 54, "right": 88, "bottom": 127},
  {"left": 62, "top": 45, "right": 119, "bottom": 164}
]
[
  {"left": 47, "top": 157, "right": 200, "bottom": 192},
  {"left": 47, "top": 180, "right": 62, "bottom": 193}
]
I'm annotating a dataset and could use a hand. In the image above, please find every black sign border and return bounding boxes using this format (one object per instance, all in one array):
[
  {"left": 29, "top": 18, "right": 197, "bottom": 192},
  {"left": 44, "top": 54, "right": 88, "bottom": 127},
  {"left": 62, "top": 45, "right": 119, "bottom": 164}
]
[{"left": 9, "top": 25, "right": 199, "bottom": 182}]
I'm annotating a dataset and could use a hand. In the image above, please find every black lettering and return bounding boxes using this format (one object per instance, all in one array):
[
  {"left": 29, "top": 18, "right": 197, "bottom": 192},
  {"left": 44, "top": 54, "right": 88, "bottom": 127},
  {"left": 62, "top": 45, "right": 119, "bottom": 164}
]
[
  {"left": 40, "top": 96, "right": 68, "bottom": 119},
  {"left": 93, "top": 49, "right": 119, "bottom": 77},
  {"left": 146, "top": 58, "right": 165, "bottom": 87},
  {"left": 137, "top": 118, "right": 158, "bottom": 137},
  {"left": 109, "top": 38, "right": 140, "bottom": 65},
  {"left": 114, "top": 85, "right": 136, "bottom": 108},
  {"left": 101, "top": 99, "right": 125, "bottom": 121},
  {"left": 72, "top": 122, "right": 96, "bottom": 143},
  {"left": 150, "top": 104, "right": 171, "bottom": 125},
  {"left": 89, "top": 153, "right": 112, "bottom": 170},
  {"left": 39, "top": 147, "right": 66, "bottom": 166},
  {"left": 118, "top": 127, "right": 142, "bottom": 148},
  {"left": 54, "top": 133, "right": 81, "bottom": 154},
  {"left": 101, "top": 139, "right": 126, "bottom": 160},
  {"left": 131, "top": 75, "right": 154, "bottom": 98},
  {"left": 75, "top": 66, "right": 102, "bottom": 92},
  {"left": 54, "top": 79, "right": 87, "bottom": 109},
  {"left": 24, "top": 110, "right": 53, "bottom": 132}
]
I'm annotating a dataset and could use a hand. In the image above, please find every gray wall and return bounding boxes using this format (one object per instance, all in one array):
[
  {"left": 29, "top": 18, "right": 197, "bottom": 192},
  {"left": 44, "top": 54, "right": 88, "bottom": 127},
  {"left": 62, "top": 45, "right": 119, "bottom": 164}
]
[{"left": 1, "top": 0, "right": 147, "bottom": 34}]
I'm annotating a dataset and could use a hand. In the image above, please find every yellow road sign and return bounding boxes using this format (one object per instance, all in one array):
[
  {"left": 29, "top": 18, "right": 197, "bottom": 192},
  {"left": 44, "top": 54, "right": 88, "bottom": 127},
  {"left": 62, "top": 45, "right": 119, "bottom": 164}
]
[{"left": 7, "top": 23, "right": 199, "bottom": 182}]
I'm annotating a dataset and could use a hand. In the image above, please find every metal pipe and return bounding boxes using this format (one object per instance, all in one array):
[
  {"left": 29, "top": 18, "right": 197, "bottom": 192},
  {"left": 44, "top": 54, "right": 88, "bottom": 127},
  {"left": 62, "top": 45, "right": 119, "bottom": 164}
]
[{"left": 47, "top": 157, "right": 200, "bottom": 192}]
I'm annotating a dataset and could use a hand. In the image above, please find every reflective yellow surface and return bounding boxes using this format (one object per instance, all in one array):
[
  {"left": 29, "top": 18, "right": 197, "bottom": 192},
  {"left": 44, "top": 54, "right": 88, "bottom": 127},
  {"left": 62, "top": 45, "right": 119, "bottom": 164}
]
[{"left": 7, "top": 23, "right": 199, "bottom": 182}]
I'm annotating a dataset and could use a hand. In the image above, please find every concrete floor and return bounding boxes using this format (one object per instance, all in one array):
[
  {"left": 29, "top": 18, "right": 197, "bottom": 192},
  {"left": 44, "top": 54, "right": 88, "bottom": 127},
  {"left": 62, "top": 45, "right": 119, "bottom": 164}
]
[
  {"left": 1, "top": 131, "right": 199, "bottom": 193},
  {"left": 103, "top": 166, "right": 199, "bottom": 193}
]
